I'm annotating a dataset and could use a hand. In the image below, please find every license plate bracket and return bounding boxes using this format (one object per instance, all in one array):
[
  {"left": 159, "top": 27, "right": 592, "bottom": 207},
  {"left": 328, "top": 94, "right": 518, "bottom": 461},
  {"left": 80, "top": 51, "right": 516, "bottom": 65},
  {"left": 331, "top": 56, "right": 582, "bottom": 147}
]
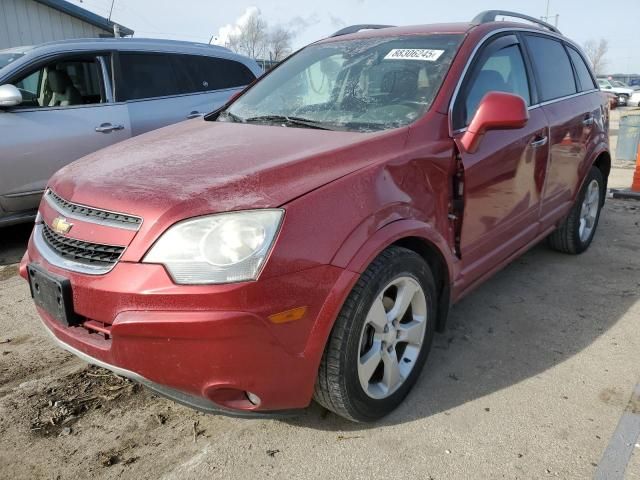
[{"left": 27, "top": 264, "right": 79, "bottom": 326}]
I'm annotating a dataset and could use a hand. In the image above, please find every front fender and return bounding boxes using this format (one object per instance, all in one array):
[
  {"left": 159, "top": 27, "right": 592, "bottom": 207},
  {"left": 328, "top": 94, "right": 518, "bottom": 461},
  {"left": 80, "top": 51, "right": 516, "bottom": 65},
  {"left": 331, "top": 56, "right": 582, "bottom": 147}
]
[{"left": 331, "top": 217, "right": 457, "bottom": 281}]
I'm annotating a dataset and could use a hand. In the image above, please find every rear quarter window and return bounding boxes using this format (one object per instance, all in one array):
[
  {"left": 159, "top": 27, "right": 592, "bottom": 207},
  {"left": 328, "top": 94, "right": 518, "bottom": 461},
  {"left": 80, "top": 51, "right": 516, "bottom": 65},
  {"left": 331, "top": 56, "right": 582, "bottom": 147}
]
[
  {"left": 566, "top": 47, "right": 597, "bottom": 91},
  {"left": 172, "top": 55, "right": 256, "bottom": 93},
  {"left": 524, "top": 35, "right": 577, "bottom": 101}
]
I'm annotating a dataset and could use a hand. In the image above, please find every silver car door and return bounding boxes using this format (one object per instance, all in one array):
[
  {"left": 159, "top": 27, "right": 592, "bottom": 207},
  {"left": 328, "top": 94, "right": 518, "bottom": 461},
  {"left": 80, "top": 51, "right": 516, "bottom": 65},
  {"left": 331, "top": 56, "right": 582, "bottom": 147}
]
[{"left": 0, "top": 54, "right": 131, "bottom": 214}]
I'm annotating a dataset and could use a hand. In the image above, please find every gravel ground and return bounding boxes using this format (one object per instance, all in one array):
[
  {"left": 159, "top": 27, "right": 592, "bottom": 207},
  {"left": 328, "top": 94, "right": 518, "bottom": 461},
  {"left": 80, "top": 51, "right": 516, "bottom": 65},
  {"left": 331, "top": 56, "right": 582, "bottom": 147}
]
[{"left": 0, "top": 133, "right": 639, "bottom": 479}]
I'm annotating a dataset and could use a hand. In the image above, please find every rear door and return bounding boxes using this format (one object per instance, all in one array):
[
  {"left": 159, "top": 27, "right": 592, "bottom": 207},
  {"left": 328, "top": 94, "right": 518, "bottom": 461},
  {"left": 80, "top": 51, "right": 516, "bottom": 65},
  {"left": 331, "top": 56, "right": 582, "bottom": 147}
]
[
  {"left": 0, "top": 53, "right": 131, "bottom": 213},
  {"left": 451, "top": 34, "right": 550, "bottom": 288},
  {"left": 522, "top": 34, "right": 597, "bottom": 227},
  {"left": 115, "top": 52, "right": 256, "bottom": 136}
]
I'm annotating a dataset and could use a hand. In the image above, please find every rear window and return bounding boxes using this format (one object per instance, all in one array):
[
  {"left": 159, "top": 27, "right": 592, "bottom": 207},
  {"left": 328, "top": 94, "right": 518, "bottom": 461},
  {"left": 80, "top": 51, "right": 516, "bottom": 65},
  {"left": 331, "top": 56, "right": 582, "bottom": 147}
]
[
  {"left": 172, "top": 55, "right": 255, "bottom": 92},
  {"left": 525, "top": 35, "right": 577, "bottom": 101},
  {"left": 566, "top": 47, "right": 597, "bottom": 91}
]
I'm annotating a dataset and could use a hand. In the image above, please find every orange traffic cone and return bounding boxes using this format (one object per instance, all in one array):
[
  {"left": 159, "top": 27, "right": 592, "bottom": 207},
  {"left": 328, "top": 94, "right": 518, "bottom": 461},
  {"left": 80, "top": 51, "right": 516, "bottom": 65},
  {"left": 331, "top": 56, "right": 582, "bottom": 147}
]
[{"left": 633, "top": 142, "right": 640, "bottom": 193}]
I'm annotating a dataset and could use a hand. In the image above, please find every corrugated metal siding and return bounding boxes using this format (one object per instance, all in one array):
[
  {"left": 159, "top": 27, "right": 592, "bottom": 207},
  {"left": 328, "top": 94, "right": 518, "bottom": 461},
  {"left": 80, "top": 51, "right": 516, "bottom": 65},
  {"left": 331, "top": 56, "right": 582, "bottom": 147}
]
[{"left": 0, "top": 0, "right": 110, "bottom": 49}]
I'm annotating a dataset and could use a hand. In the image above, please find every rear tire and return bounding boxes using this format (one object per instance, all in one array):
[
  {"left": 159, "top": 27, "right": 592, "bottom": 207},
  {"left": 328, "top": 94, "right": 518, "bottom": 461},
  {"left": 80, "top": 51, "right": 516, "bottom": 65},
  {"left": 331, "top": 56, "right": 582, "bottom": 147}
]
[
  {"left": 313, "top": 246, "right": 436, "bottom": 422},
  {"left": 547, "top": 166, "right": 604, "bottom": 254}
]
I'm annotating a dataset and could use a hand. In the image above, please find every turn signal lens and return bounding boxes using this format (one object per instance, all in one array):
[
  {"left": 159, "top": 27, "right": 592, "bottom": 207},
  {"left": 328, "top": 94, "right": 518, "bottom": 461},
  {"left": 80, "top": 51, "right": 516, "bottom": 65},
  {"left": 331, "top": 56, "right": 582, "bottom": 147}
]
[{"left": 268, "top": 306, "right": 307, "bottom": 324}]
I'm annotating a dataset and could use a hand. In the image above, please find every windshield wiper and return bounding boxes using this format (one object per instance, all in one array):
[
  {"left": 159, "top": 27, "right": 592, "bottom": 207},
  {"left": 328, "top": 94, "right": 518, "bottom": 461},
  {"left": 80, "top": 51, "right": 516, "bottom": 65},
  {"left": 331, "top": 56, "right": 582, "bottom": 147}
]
[
  {"left": 207, "top": 109, "right": 244, "bottom": 122},
  {"left": 243, "top": 115, "right": 336, "bottom": 130}
]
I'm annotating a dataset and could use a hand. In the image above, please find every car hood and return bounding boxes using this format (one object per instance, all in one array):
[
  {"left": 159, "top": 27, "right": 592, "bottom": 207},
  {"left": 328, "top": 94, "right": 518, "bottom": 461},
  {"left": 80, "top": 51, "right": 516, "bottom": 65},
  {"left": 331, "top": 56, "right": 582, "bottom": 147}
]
[{"left": 50, "top": 119, "right": 406, "bottom": 228}]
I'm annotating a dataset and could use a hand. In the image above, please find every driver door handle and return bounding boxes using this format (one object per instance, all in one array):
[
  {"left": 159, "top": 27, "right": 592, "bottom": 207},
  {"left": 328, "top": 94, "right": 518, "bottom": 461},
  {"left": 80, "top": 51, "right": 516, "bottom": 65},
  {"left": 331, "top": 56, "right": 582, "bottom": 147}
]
[
  {"left": 95, "top": 123, "right": 124, "bottom": 133},
  {"left": 530, "top": 135, "right": 548, "bottom": 148}
]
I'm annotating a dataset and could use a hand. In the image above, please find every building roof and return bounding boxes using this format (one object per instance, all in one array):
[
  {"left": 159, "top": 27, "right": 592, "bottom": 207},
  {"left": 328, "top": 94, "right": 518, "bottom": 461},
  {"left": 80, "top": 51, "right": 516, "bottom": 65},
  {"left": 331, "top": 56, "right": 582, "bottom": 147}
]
[{"left": 33, "top": 0, "right": 134, "bottom": 37}]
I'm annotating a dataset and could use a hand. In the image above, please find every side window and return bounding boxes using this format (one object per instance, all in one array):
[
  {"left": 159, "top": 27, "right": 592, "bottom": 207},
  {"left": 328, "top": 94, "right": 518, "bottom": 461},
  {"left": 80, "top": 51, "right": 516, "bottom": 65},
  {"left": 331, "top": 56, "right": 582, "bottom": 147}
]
[
  {"left": 566, "top": 47, "right": 597, "bottom": 91},
  {"left": 215, "top": 58, "right": 255, "bottom": 89},
  {"left": 463, "top": 44, "right": 530, "bottom": 126},
  {"left": 524, "top": 35, "right": 577, "bottom": 101},
  {"left": 118, "top": 53, "right": 180, "bottom": 101},
  {"left": 11, "top": 58, "right": 104, "bottom": 108},
  {"left": 172, "top": 55, "right": 256, "bottom": 93},
  {"left": 14, "top": 69, "right": 42, "bottom": 98}
]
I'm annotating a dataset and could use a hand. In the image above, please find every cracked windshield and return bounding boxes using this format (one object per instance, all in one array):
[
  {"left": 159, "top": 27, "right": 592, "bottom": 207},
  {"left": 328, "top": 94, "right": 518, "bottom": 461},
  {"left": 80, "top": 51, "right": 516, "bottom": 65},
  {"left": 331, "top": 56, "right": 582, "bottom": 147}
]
[{"left": 221, "top": 34, "right": 463, "bottom": 131}]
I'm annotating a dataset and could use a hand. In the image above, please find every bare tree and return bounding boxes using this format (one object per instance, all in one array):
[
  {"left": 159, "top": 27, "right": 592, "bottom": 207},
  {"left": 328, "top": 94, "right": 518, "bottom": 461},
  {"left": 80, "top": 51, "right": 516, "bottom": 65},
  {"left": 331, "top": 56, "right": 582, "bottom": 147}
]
[
  {"left": 268, "top": 26, "right": 293, "bottom": 61},
  {"left": 223, "top": 10, "right": 295, "bottom": 61},
  {"left": 226, "top": 11, "right": 268, "bottom": 59},
  {"left": 583, "top": 39, "right": 609, "bottom": 75}
]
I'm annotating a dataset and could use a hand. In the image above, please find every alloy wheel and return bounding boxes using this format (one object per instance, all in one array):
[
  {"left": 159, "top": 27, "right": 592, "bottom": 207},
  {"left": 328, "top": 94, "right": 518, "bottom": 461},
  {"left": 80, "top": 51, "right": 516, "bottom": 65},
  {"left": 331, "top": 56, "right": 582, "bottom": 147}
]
[
  {"left": 578, "top": 179, "right": 600, "bottom": 242},
  {"left": 357, "top": 276, "right": 427, "bottom": 399}
]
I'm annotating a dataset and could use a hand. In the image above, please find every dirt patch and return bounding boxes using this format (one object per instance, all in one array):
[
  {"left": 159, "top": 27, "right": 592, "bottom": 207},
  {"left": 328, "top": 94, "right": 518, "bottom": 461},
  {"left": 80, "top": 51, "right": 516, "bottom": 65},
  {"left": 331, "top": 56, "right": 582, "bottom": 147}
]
[
  {"left": 0, "top": 264, "right": 19, "bottom": 281},
  {"left": 599, "top": 387, "right": 626, "bottom": 408},
  {"left": 20, "top": 365, "right": 141, "bottom": 437}
]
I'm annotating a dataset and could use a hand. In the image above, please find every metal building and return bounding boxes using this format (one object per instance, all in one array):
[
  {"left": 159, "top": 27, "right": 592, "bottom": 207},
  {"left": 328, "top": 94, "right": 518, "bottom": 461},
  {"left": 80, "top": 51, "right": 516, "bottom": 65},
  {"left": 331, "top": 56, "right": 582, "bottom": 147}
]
[{"left": 0, "top": 0, "right": 134, "bottom": 50}]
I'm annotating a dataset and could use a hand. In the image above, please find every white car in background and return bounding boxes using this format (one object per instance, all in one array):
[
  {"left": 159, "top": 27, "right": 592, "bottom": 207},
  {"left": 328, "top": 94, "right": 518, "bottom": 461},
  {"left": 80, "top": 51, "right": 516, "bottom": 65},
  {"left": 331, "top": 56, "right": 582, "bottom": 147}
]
[
  {"left": 630, "top": 91, "right": 640, "bottom": 107},
  {"left": 597, "top": 78, "right": 634, "bottom": 105}
]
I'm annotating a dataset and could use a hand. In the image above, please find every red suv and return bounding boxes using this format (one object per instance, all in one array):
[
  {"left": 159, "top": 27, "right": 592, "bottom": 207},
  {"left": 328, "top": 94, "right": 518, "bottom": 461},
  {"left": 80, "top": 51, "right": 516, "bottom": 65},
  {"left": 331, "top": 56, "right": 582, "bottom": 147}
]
[{"left": 21, "top": 11, "right": 610, "bottom": 422}]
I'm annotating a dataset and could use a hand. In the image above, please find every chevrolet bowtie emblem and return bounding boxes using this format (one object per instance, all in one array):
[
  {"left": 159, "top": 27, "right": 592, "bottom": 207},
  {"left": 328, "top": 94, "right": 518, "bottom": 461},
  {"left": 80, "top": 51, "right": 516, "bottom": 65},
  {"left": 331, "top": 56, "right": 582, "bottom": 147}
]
[{"left": 51, "top": 217, "right": 73, "bottom": 235}]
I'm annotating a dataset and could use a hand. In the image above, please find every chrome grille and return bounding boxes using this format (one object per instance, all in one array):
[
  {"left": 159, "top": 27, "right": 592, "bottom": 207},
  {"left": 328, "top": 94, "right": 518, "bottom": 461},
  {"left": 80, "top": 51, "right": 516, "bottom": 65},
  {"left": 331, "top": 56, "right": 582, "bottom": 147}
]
[
  {"left": 41, "top": 223, "right": 125, "bottom": 267},
  {"left": 45, "top": 190, "right": 142, "bottom": 230}
]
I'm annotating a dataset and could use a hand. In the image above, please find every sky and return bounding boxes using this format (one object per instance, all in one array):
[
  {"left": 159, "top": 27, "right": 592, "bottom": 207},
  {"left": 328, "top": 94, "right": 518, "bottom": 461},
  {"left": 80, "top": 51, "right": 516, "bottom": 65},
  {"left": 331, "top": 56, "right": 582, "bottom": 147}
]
[{"left": 71, "top": 0, "right": 639, "bottom": 73}]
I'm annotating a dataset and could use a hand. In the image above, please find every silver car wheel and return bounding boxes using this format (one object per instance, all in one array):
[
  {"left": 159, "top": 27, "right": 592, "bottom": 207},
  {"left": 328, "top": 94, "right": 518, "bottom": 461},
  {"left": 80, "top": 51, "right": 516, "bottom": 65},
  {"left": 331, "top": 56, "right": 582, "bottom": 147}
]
[
  {"left": 357, "top": 276, "right": 427, "bottom": 399},
  {"left": 578, "top": 179, "right": 600, "bottom": 242}
]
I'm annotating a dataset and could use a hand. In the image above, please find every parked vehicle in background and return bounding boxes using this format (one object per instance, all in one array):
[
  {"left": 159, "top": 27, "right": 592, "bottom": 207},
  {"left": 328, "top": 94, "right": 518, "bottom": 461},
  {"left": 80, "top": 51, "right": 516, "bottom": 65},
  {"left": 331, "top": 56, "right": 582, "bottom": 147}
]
[
  {"left": 255, "top": 59, "right": 279, "bottom": 72},
  {"left": 611, "top": 79, "right": 640, "bottom": 91},
  {"left": 629, "top": 91, "right": 640, "bottom": 107},
  {"left": 597, "top": 78, "right": 633, "bottom": 106},
  {"left": 22, "top": 11, "right": 610, "bottom": 422},
  {"left": 0, "top": 38, "right": 260, "bottom": 227}
]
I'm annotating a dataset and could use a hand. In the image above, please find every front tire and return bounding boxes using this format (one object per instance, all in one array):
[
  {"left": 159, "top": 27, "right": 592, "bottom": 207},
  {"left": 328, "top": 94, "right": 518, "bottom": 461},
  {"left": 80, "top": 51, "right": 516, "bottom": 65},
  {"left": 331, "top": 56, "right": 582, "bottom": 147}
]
[
  {"left": 313, "top": 246, "right": 436, "bottom": 422},
  {"left": 547, "top": 166, "right": 604, "bottom": 254}
]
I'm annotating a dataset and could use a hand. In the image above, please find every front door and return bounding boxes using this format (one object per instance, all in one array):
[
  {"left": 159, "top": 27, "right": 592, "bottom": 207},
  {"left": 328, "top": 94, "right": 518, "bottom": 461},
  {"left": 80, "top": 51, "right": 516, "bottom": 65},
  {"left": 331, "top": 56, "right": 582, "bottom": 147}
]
[
  {"left": 451, "top": 34, "right": 549, "bottom": 290},
  {"left": 0, "top": 54, "right": 131, "bottom": 213}
]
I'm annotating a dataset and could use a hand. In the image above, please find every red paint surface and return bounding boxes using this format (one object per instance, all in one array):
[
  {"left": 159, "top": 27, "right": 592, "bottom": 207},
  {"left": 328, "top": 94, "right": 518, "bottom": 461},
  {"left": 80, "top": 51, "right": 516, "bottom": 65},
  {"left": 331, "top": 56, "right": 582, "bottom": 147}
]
[{"left": 21, "top": 21, "right": 610, "bottom": 412}]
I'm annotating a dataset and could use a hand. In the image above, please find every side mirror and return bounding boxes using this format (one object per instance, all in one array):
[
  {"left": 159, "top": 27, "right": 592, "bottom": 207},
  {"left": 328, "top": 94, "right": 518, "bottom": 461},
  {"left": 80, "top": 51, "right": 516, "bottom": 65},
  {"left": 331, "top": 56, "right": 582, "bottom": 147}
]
[
  {"left": 460, "top": 91, "right": 529, "bottom": 154},
  {"left": 0, "top": 84, "right": 22, "bottom": 107}
]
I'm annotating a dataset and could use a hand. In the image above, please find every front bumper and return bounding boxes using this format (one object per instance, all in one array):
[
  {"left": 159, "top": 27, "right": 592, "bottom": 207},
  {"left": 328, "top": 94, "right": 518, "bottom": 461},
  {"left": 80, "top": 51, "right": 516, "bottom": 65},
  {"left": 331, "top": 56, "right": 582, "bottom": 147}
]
[{"left": 21, "top": 234, "right": 358, "bottom": 413}]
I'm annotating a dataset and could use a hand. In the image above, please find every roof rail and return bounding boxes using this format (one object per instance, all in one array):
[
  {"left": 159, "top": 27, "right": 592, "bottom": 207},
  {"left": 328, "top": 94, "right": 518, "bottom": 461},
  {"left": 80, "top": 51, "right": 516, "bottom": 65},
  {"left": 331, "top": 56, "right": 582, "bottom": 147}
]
[
  {"left": 472, "top": 10, "right": 560, "bottom": 34},
  {"left": 330, "top": 24, "right": 395, "bottom": 38}
]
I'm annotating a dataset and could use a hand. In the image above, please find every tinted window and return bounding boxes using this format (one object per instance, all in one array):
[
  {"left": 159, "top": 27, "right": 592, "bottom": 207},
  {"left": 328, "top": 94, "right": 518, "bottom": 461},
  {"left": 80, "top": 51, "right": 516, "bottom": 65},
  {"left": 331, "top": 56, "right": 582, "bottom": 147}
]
[
  {"left": 567, "top": 47, "right": 596, "bottom": 91},
  {"left": 118, "top": 53, "right": 180, "bottom": 101},
  {"left": 525, "top": 35, "right": 577, "bottom": 101},
  {"left": 464, "top": 44, "right": 530, "bottom": 125},
  {"left": 172, "top": 55, "right": 255, "bottom": 92}
]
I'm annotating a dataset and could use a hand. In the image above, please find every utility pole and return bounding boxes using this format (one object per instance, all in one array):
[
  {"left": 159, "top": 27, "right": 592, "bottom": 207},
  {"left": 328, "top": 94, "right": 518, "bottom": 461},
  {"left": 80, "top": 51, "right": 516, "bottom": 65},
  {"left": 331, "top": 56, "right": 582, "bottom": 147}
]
[
  {"left": 108, "top": 0, "right": 115, "bottom": 21},
  {"left": 541, "top": 0, "right": 559, "bottom": 27}
]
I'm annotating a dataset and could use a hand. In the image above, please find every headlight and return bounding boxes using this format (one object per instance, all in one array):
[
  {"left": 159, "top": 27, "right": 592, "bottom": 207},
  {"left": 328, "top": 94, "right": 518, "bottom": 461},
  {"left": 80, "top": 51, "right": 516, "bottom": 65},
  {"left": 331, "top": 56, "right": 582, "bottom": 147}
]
[{"left": 143, "top": 210, "right": 284, "bottom": 284}]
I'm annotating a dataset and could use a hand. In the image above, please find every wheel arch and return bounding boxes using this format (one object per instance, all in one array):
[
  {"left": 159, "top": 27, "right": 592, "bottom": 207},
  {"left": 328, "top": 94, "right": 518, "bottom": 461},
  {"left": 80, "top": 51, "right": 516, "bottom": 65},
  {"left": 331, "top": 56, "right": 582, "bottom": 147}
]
[
  {"left": 332, "top": 218, "right": 457, "bottom": 333},
  {"left": 593, "top": 150, "right": 611, "bottom": 204},
  {"left": 391, "top": 236, "right": 452, "bottom": 332}
]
